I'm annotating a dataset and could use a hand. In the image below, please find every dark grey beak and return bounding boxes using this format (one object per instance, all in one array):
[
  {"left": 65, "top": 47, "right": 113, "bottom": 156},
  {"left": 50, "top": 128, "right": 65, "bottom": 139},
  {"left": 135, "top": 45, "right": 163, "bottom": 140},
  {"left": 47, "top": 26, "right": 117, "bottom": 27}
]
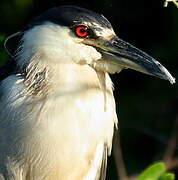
[{"left": 100, "top": 36, "right": 175, "bottom": 84}]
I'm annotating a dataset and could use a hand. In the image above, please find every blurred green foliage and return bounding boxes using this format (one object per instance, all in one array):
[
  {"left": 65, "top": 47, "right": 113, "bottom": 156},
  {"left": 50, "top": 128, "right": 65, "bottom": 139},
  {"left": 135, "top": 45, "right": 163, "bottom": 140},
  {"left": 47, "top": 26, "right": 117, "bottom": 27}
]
[
  {"left": 159, "top": 173, "right": 175, "bottom": 180},
  {"left": 137, "top": 162, "right": 175, "bottom": 180},
  {"left": 0, "top": 0, "right": 177, "bottom": 179}
]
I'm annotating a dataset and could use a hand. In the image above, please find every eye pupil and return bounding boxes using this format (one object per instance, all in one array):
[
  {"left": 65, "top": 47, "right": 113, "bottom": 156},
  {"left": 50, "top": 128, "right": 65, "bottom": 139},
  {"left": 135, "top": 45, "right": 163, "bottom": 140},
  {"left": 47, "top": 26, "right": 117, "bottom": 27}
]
[
  {"left": 74, "top": 25, "right": 90, "bottom": 38},
  {"left": 80, "top": 29, "right": 86, "bottom": 33}
]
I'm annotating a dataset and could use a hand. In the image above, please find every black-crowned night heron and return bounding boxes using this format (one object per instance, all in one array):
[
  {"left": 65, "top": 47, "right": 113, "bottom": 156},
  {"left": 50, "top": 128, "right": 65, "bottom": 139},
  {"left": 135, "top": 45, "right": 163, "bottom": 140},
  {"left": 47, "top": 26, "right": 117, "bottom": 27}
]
[{"left": 0, "top": 5, "right": 175, "bottom": 180}]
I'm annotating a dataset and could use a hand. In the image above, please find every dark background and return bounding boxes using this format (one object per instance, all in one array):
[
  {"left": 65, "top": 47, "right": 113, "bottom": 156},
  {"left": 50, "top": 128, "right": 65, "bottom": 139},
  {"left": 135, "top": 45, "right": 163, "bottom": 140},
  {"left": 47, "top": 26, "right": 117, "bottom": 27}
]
[{"left": 0, "top": 0, "right": 178, "bottom": 179}]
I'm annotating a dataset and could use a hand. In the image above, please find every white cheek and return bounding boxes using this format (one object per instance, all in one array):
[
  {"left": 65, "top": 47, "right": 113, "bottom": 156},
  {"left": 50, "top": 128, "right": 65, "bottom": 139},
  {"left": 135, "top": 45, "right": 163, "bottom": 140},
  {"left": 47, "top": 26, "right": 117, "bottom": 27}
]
[
  {"left": 77, "top": 44, "right": 102, "bottom": 64},
  {"left": 18, "top": 23, "right": 102, "bottom": 66}
]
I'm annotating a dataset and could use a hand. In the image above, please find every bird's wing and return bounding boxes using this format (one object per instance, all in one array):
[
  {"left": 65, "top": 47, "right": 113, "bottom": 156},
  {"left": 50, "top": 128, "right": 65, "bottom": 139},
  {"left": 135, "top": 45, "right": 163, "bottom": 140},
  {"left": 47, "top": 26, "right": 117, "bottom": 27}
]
[
  {"left": 84, "top": 143, "right": 109, "bottom": 180},
  {"left": 99, "top": 144, "right": 108, "bottom": 180}
]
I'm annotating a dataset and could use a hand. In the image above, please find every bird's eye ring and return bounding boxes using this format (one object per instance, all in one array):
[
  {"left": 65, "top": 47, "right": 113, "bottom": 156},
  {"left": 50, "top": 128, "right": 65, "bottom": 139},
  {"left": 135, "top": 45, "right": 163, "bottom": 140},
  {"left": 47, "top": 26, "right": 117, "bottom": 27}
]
[{"left": 74, "top": 25, "right": 90, "bottom": 38}]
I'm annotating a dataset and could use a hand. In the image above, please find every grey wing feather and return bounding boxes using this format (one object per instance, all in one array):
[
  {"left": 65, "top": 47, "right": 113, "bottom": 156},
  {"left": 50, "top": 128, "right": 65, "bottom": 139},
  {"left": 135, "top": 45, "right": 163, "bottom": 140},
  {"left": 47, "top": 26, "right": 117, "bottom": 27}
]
[{"left": 0, "top": 174, "right": 5, "bottom": 180}]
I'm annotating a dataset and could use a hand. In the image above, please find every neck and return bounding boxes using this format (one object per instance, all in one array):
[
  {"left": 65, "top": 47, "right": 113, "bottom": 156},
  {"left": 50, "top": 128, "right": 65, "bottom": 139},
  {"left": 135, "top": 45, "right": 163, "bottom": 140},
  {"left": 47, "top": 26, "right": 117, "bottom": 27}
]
[{"left": 20, "top": 52, "right": 113, "bottom": 97}]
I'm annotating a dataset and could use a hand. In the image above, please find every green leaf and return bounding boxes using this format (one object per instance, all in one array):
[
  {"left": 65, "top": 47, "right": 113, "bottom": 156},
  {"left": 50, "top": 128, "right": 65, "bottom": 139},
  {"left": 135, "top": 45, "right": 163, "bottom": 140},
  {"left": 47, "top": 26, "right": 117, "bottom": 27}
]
[
  {"left": 159, "top": 173, "right": 175, "bottom": 180},
  {"left": 137, "top": 162, "right": 166, "bottom": 180}
]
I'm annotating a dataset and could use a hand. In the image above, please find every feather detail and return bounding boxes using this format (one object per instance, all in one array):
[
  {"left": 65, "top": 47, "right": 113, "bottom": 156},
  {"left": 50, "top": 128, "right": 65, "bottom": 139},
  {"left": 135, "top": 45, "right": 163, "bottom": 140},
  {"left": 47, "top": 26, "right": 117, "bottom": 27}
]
[
  {"left": 95, "top": 70, "right": 107, "bottom": 112},
  {"left": 84, "top": 143, "right": 108, "bottom": 180},
  {"left": 99, "top": 144, "right": 108, "bottom": 180}
]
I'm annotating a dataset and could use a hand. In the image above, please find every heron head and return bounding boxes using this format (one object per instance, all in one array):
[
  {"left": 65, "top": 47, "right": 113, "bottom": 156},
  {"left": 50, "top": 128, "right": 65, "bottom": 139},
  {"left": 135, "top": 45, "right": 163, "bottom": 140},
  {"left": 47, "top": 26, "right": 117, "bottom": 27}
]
[{"left": 6, "top": 6, "right": 175, "bottom": 84}]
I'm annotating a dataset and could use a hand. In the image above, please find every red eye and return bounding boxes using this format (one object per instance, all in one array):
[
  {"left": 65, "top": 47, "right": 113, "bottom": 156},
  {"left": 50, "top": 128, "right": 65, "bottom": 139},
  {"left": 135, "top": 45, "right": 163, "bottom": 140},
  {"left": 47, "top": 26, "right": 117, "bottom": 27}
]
[{"left": 74, "top": 25, "right": 90, "bottom": 38}]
